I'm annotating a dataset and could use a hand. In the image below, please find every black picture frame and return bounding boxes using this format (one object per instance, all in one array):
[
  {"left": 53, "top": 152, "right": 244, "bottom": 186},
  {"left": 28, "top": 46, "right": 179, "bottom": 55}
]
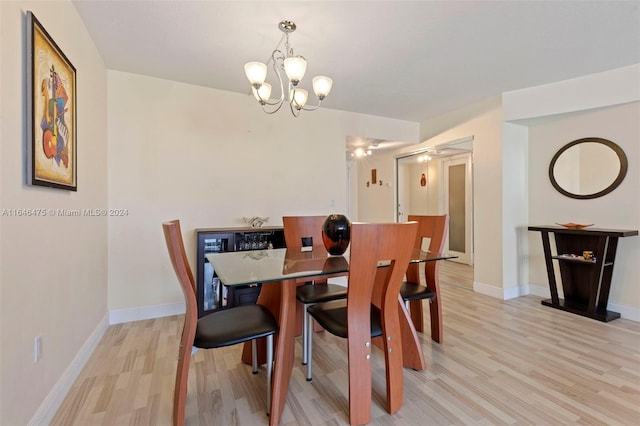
[{"left": 26, "top": 11, "right": 77, "bottom": 191}]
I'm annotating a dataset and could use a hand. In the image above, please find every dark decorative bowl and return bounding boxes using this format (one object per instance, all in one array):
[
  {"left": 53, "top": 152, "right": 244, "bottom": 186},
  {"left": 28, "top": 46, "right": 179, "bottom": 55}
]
[{"left": 322, "top": 214, "right": 351, "bottom": 255}]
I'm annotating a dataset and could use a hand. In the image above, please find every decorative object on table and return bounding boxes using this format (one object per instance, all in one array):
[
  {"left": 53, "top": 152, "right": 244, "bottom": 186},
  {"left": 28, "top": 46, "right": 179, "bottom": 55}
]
[
  {"left": 322, "top": 214, "right": 351, "bottom": 255},
  {"left": 243, "top": 20, "right": 332, "bottom": 117},
  {"left": 555, "top": 223, "right": 594, "bottom": 229},
  {"left": 26, "top": 11, "right": 77, "bottom": 191},
  {"left": 243, "top": 216, "right": 269, "bottom": 228}
]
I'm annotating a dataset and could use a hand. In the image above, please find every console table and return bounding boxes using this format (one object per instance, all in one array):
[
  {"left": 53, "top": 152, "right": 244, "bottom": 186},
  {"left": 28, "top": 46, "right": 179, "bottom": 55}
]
[{"left": 528, "top": 226, "right": 638, "bottom": 322}]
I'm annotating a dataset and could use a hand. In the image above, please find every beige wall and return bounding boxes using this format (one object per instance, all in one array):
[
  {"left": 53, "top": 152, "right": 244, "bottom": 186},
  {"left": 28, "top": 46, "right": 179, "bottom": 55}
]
[
  {"left": 407, "top": 159, "right": 441, "bottom": 215},
  {"left": 505, "top": 64, "right": 640, "bottom": 318},
  {"left": 354, "top": 151, "right": 397, "bottom": 222},
  {"left": 107, "top": 71, "right": 418, "bottom": 313},
  {"left": 527, "top": 102, "right": 640, "bottom": 310},
  {"left": 0, "top": 1, "right": 108, "bottom": 425},
  {"left": 396, "top": 98, "right": 505, "bottom": 294}
]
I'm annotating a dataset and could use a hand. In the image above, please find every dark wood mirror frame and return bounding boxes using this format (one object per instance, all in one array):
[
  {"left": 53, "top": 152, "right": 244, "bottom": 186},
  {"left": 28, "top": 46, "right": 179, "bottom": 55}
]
[{"left": 549, "top": 137, "right": 628, "bottom": 200}]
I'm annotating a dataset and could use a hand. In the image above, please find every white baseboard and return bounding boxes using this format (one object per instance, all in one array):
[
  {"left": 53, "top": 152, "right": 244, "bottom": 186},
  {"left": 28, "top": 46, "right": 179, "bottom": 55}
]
[
  {"left": 28, "top": 314, "right": 109, "bottom": 426},
  {"left": 505, "top": 283, "right": 640, "bottom": 322},
  {"left": 472, "top": 280, "right": 529, "bottom": 300},
  {"left": 608, "top": 302, "right": 640, "bottom": 322},
  {"left": 109, "top": 301, "right": 185, "bottom": 325},
  {"left": 528, "top": 283, "right": 550, "bottom": 298}
]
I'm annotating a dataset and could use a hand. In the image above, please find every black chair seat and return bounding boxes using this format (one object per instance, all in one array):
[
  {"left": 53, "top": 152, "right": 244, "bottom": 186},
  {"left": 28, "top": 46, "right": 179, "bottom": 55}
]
[
  {"left": 399, "top": 281, "right": 436, "bottom": 301},
  {"left": 195, "top": 304, "right": 279, "bottom": 348},
  {"left": 296, "top": 283, "right": 348, "bottom": 304},
  {"left": 307, "top": 300, "right": 383, "bottom": 339}
]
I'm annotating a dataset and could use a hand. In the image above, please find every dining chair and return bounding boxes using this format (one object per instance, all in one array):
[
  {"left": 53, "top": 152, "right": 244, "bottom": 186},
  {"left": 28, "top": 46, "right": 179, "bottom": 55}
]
[
  {"left": 162, "top": 220, "right": 279, "bottom": 426},
  {"left": 282, "top": 215, "right": 348, "bottom": 371},
  {"left": 306, "top": 221, "right": 418, "bottom": 425},
  {"left": 401, "top": 214, "right": 449, "bottom": 343}
]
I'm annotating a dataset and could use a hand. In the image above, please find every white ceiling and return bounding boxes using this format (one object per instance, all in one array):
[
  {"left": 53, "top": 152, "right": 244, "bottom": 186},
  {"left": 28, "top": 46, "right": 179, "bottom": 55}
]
[{"left": 72, "top": 0, "right": 639, "bottom": 125}]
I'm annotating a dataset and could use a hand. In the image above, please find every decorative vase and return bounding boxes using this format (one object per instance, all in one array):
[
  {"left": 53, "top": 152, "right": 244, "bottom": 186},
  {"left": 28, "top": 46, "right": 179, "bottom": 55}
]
[{"left": 322, "top": 214, "right": 351, "bottom": 255}]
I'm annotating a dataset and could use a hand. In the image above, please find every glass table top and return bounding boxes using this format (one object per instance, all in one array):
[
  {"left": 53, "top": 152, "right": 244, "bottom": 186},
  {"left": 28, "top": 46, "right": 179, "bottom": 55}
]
[{"left": 207, "top": 245, "right": 456, "bottom": 287}]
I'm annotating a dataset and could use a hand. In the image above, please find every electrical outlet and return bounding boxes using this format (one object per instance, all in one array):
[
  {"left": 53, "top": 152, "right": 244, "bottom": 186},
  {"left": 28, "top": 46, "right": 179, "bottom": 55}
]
[{"left": 34, "top": 336, "right": 42, "bottom": 363}]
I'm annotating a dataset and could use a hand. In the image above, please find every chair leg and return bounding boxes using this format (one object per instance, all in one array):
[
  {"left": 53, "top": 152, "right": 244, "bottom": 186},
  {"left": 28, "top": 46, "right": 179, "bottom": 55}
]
[
  {"left": 302, "top": 303, "right": 309, "bottom": 365},
  {"left": 306, "top": 311, "right": 314, "bottom": 381},
  {"left": 252, "top": 339, "right": 258, "bottom": 374},
  {"left": 174, "top": 343, "right": 193, "bottom": 426},
  {"left": 266, "top": 334, "right": 274, "bottom": 416},
  {"left": 429, "top": 293, "right": 443, "bottom": 344}
]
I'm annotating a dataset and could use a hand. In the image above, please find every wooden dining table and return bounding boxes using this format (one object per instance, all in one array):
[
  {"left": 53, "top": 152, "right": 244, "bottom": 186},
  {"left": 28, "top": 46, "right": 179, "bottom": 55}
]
[{"left": 207, "top": 245, "right": 455, "bottom": 425}]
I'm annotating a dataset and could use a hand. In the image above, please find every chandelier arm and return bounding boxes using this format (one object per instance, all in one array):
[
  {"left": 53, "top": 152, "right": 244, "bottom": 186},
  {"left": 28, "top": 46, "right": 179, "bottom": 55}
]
[
  {"left": 300, "top": 98, "right": 323, "bottom": 112},
  {"left": 289, "top": 101, "right": 301, "bottom": 118},
  {"left": 271, "top": 50, "right": 286, "bottom": 105},
  {"left": 261, "top": 101, "right": 286, "bottom": 114}
]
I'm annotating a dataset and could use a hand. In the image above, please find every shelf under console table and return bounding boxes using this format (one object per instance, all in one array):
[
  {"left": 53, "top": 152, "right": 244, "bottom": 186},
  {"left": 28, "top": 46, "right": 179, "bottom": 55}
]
[{"left": 528, "top": 226, "right": 638, "bottom": 322}]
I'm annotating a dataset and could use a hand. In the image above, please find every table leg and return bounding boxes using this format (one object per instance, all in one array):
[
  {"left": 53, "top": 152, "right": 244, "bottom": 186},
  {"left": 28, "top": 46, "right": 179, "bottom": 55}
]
[
  {"left": 240, "top": 280, "right": 296, "bottom": 425},
  {"left": 268, "top": 279, "right": 296, "bottom": 426}
]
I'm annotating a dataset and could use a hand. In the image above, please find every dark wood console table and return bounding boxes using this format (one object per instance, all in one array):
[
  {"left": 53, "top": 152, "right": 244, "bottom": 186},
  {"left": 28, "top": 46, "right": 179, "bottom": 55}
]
[{"left": 528, "top": 226, "right": 638, "bottom": 322}]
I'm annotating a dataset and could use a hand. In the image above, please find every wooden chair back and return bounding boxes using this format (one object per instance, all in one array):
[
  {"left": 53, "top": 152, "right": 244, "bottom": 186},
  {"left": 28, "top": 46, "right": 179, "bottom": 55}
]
[
  {"left": 162, "top": 220, "right": 197, "bottom": 426},
  {"left": 407, "top": 214, "right": 448, "bottom": 254},
  {"left": 405, "top": 214, "right": 449, "bottom": 343},
  {"left": 346, "top": 221, "right": 418, "bottom": 424},
  {"left": 282, "top": 215, "right": 326, "bottom": 249}
]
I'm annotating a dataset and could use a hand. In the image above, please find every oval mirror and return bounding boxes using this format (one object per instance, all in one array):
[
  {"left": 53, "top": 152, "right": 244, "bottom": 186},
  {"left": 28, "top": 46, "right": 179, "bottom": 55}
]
[{"left": 549, "top": 138, "right": 628, "bottom": 199}]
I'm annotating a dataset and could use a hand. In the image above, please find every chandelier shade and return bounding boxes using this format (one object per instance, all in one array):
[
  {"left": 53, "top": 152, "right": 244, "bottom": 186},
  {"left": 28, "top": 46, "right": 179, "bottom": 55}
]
[
  {"left": 252, "top": 83, "right": 272, "bottom": 103},
  {"left": 283, "top": 56, "right": 307, "bottom": 84},
  {"left": 244, "top": 20, "right": 332, "bottom": 117},
  {"left": 244, "top": 62, "right": 267, "bottom": 87},
  {"left": 312, "top": 76, "right": 333, "bottom": 99}
]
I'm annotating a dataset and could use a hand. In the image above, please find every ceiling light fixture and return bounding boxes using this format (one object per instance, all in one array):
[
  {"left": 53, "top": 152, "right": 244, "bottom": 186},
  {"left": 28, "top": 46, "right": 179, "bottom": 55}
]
[
  {"left": 244, "top": 20, "right": 333, "bottom": 117},
  {"left": 347, "top": 147, "right": 372, "bottom": 159}
]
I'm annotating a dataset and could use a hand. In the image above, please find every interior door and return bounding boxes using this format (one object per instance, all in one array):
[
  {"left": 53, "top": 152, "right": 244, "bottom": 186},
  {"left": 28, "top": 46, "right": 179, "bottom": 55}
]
[{"left": 443, "top": 153, "right": 473, "bottom": 265}]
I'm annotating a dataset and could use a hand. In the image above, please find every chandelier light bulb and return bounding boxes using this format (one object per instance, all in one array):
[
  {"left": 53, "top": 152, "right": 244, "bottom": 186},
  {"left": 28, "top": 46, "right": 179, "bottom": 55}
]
[
  {"left": 283, "top": 56, "right": 307, "bottom": 85},
  {"left": 312, "top": 76, "right": 333, "bottom": 99},
  {"left": 252, "top": 82, "right": 272, "bottom": 103},
  {"left": 244, "top": 62, "right": 267, "bottom": 87},
  {"left": 291, "top": 88, "right": 308, "bottom": 109}
]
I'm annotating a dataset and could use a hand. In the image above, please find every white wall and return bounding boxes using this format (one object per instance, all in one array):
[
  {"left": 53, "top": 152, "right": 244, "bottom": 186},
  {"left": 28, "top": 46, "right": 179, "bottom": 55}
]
[
  {"left": 507, "top": 64, "right": 640, "bottom": 318},
  {"left": 391, "top": 65, "right": 639, "bottom": 311},
  {"left": 407, "top": 160, "right": 441, "bottom": 215},
  {"left": 354, "top": 151, "right": 397, "bottom": 222},
  {"left": 107, "top": 70, "right": 418, "bottom": 315},
  {"left": 527, "top": 102, "right": 640, "bottom": 314},
  {"left": 396, "top": 97, "right": 505, "bottom": 294},
  {"left": 0, "top": 1, "right": 108, "bottom": 425}
]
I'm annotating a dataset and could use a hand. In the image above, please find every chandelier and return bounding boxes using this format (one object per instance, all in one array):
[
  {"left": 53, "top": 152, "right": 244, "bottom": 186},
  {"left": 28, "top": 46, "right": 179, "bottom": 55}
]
[{"left": 244, "top": 20, "right": 333, "bottom": 117}]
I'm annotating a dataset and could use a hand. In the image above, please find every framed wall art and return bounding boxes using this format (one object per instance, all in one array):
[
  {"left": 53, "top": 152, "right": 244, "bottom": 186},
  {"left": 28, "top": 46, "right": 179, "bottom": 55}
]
[{"left": 26, "top": 11, "right": 77, "bottom": 191}]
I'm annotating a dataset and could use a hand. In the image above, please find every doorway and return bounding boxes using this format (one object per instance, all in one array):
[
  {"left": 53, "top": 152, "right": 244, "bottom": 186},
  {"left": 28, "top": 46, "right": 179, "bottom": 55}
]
[
  {"left": 395, "top": 137, "right": 474, "bottom": 267},
  {"left": 443, "top": 153, "right": 473, "bottom": 265}
]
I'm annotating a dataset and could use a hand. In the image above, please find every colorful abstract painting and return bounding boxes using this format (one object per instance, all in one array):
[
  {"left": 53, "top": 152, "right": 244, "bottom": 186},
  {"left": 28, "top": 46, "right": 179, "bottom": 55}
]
[{"left": 27, "top": 11, "right": 77, "bottom": 191}]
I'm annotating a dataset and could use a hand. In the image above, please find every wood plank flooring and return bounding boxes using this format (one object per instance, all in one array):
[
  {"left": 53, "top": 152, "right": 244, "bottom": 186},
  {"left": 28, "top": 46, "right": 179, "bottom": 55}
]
[{"left": 53, "top": 266, "right": 640, "bottom": 425}]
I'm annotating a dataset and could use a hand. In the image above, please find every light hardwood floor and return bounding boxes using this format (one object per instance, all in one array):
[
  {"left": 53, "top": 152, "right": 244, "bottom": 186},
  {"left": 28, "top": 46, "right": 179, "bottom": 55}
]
[{"left": 53, "top": 264, "right": 639, "bottom": 425}]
